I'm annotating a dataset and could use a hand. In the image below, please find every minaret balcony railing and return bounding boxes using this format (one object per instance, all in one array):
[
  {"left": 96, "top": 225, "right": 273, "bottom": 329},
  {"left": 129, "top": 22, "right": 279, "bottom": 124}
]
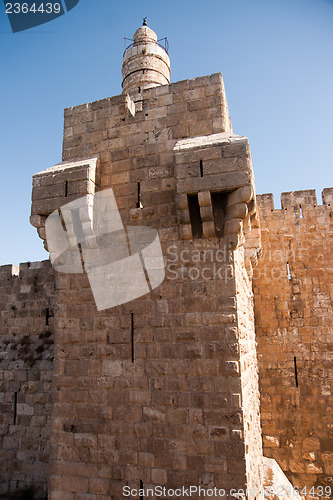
[{"left": 123, "top": 37, "right": 169, "bottom": 56}]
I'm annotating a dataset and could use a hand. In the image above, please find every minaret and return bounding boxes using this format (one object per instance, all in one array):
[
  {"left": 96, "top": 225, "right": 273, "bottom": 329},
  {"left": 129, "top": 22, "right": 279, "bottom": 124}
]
[{"left": 122, "top": 19, "right": 170, "bottom": 100}]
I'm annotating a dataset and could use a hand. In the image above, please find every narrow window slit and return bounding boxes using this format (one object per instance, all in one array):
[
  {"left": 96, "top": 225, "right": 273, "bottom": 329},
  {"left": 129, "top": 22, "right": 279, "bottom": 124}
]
[
  {"left": 131, "top": 312, "right": 134, "bottom": 363},
  {"left": 299, "top": 205, "right": 303, "bottom": 219},
  {"left": 65, "top": 181, "right": 68, "bottom": 197},
  {"left": 211, "top": 191, "right": 228, "bottom": 239},
  {"left": 138, "top": 86, "right": 141, "bottom": 93},
  {"left": 294, "top": 356, "right": 299, "bottom": 388},
  {"left": 140, "top": 480, "right": 144, "bottom": 500},
  {"left": 287, "top": 262, "right": 292, "bottom": 280},
  {"left": 187, "top": 194, "right": 203, "bottom": 238},
  {"left": 13, "top": 392, "right": 18, "bottom": 425},
  {"left": 45, "top": 308, "right": 50, "bottom": 326},
  {"left": 136, "top": 182, "right": 143, "bottom": 208},
  {"left": 200, "top": 160, "right": 203, "bottom": 177}
]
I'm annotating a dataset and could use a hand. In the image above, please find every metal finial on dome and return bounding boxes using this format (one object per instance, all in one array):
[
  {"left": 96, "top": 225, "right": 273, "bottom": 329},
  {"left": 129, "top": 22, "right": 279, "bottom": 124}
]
[{"left": 142, "top": 17, "right": 147, "bottom": 26}]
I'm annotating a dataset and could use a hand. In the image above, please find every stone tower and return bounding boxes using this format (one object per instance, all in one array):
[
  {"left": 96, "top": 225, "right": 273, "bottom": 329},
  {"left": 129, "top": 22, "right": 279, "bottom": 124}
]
[
  {"left": 28, "top": 22, "right": 265, "bottom": 499},
  {"left": 2, "top": 20, "right": 331, "bottom": 500}
]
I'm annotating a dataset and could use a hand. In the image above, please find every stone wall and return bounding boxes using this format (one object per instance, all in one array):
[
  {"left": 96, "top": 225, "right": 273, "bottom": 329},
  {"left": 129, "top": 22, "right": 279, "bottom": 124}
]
[
  {"left": 0, "top": 261, "right": 56, "bottom": 498},
  {"left": 254, "top": 188, "right": 333, "bottom": 494}
]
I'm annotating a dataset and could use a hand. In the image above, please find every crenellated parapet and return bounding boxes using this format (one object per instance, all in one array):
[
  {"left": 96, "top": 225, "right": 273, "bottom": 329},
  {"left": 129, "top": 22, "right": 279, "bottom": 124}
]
[
  {"left": 254, "top": 185, "right": 333, "bottom": 491},
  {"left": 257, "top": 187, "right": 333, "bottom": 216}
]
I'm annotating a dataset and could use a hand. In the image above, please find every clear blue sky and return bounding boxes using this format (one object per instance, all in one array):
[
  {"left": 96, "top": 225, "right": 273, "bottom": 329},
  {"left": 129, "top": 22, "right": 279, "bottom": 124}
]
[{"left": 1, "top": 0, "right": 332, "bottom": 265}]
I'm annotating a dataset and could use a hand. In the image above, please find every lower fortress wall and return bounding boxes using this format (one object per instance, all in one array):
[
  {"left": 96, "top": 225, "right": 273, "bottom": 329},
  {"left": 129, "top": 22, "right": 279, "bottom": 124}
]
[
  {"left": 254, "top": 188, "right": 333, "bottom": 494},
  {"left": 0, "top": 187, "right": 332, "bottom": 498},
  {"left": 0, "top": 262, "right": 56, "bottom": 498}
]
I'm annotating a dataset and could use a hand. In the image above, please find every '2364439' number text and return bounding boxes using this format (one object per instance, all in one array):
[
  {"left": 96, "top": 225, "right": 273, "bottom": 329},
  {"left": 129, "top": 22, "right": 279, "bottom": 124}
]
[{"left": 5, "top": 3, "right": 61, "bottom": 14}]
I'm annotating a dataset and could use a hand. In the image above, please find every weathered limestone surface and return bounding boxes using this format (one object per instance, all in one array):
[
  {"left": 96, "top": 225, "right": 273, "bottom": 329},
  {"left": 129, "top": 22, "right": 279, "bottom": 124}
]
[
  {"left": 254, "top": 189, "right": 333, "bottom": 495},
  {"left": 0, "top": 262, "right": 56, "bottom": 498},
  {"left": 47, "top": 239, "right": 261, "bottom": 499}
]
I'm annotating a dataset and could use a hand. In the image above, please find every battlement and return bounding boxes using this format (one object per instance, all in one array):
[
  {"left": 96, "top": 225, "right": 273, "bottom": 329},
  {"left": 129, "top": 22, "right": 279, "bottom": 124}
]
[
  {"left": 0, "top": 260, "right": 49, "bottom": 280},
  {"left": 257, "top": 187, "right": 333, "bottom": 214},
  {"left": 0, "top": 263, "right": 19, "bottom": 278},
  {"left": 0, "top": 259, "right": 54, "bottom": 341}
]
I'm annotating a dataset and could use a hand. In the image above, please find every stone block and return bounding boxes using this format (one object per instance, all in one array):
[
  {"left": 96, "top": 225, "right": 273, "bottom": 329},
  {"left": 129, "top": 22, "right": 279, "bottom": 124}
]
[
  {"left": 198, "top": 191, "right": 212, "bottom": 207},
  {"left": 227, "top": 203, "right": 248, "bottom": 219},
  {"left": 179, "top": 224, "right": 192, "bottom": 240},
  {"left": 202, "top": 221, "right": 215, "bottom": 238},
  {"left": 227, "top": 186, "right": 253, "bottom": 207},
  {"left": 102, "top": 361, "right": 122, "bottom": 377},
  {"left": 88, "top": 478, "right": 109, "bottom": 495},
  {"left": 224, "top": 218, "right": 243, "bottom": 235},
  {"left": 151, "top": 468, "right": 167, "bottom": 484},
  {"left": 61, "top": 476, "right": 89, "bottom": 493}
]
